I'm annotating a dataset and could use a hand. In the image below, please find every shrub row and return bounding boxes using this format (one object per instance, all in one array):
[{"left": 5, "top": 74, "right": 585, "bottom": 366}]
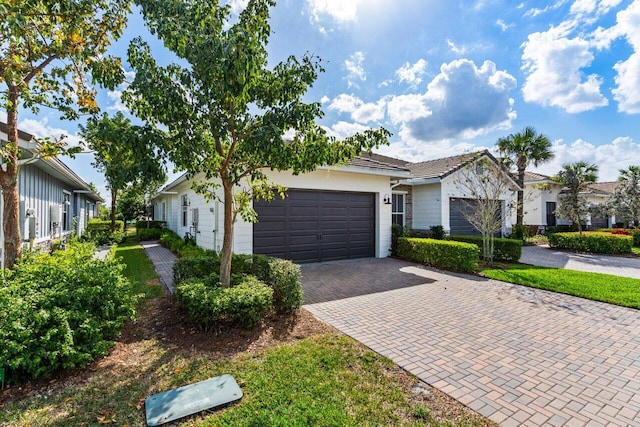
[
  {"left": 159, "top": 229, "right": 208, "bottom": 258},
  {"left": 397, "top": 237, "right": 479, "bottom": 272},
  {"left": 87, "top": 219, "right": 124, "bottom": 233},
  {"left": 175, "top": 277, "right": 273, "bottom": 329},
  {"left": 548, "top": 232, "right": 632, "bottom": 254},
  {"left": 173, "top": 253, "right": 302, "bottom": 314},
  {"left": 81, "top": 219, "right": 125, "bottom": 245},
  {"left": 135, "top": 220, "right": 166, "bottom": 230},
  {"left": 137, "top": 228, "right": 164, "bottom": 241},
  {"left": 449, "top": 235, "right": 523, "bottom": 262},
  {"left": 0, "top": 242, "right": 135, "bottom": 381}
]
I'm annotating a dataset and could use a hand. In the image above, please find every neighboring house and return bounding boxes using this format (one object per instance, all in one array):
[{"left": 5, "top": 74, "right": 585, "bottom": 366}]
[
  {"left": 0, "top": 122, "right": 104, "bottom": 246},
  {"left": 153, "top": 149, "right": 518, "bottom": 263},
  {"left": 523, "top": 172, "right": 618, "bottom": 230}
]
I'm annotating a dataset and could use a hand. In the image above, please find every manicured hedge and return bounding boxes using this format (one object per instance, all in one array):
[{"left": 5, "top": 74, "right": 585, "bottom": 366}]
[
  {"left": 0, "top": 242, "right": 135, "bottom": 381},
  {"left": 159, "top": 229, "right": 208, "bottom": 257},
  {"left": 548, "top": 232, "right": 632, "bottom": 254},
  {"left": 397, "top": 237, "right": 479, "bottom": 272},
  {"left": 87, "top": 218, "right": 124, "bottom": 233},
  {"left": 176, "top": 276, "right": 273, "bottom": 329},
  {"left": 137, "top": 228, "right": 163, "bottom": 240},
  {"left": 449, "top": 235, "right": 523, "bottom": 262},
  {"left": 135, "top": 220, "right": 166, "bottom": 230}
]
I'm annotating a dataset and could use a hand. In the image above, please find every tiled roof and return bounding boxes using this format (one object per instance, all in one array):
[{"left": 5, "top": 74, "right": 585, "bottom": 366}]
[
  {"left": 523, "top": 171, "right": 553, "bottom": 182},
  {"left": 350, "top": 153, "right": 411, "bottom": 172},
  {"left": 587, "top": 181, "right": 620, "bottom": 195},
  {"left": 407, "top": 150, "right": 488, "bottom": 179}
]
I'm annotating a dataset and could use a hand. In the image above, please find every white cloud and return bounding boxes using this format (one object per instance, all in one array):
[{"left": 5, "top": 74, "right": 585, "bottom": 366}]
[
  {"left": 324, "top": 121, "right": 369, "bottom": 139},
  {"left": 306, "top": 0, "right": 361, "bottom": 25},
  {"left": 328, "top": 94, "right": 386, "bottom": 123},
  {"left": 106, "top": 70, "right": 135, "bottom": 113},
  {"left": 446, "top": 39, "right": 468, "bottom": 55},
  {"left": 524, "top": 0, "right": 568, "bottom": 18},
  {"left": 395, "top": 59, "right": 428, "bottom": 88},
  {"left": 19, "top": 118, "right": 83, "bottom": 147},
  {"left": 387, "top": 59, "right": 517, "bottom": 143},
  {"left": 226, "top": 0, "right": 249, "bottom": 14},
  {"left": 320, "top": 95, "right": 330, "bottom": 104},
  {"left": 521, "top": 25, "right": 609, "bottom": 113},
  {"left": 376, "top": 140, "right": 489, "bottom": 165},
  {"left": 345, "top": 51, "right": 366, "bottom": 87},
  {"left": 609, "top": 0, "right": 640, "bottom": 113},
  {"left": 496, "top": 19, "right": 514, "bottom": 31},
  {"left": 532, "top": 136, "right": 640, "bottom": 181}
]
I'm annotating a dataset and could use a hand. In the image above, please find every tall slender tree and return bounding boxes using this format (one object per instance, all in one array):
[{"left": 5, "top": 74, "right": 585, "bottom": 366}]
[
  {"left": 0, "top": 0, "right": 129, "bottom": 267},
  {"left": 554, "top": 162, "right": 598, "bottom": 233},
  {"left": 609, "top": 166, "right": 640, "bottom": 226},
  {"left": 79, "top": 112, "right": 166, "bottom": 231},
  {"left": 125, "top": 0, "right": 389, "bottom": 288},
  {"left": 497, "top": 126, "right": 554, "bottom": 228}
]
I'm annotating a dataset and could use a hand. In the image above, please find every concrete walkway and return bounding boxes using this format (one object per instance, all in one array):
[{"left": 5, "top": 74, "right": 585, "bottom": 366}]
[
  {"left": 141, "top": 240, "right": 177, "bottom": 294},
  {"left": 303, "top": 258, "right": 640, "bottom": 426},
  {"left": 521, "top": 245, "right": 640, "bottom": 279}
]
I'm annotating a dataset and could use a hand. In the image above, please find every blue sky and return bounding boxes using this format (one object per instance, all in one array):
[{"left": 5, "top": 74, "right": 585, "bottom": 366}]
[{"left": 5, "top": 0, "right": 640, "bottom": 199}]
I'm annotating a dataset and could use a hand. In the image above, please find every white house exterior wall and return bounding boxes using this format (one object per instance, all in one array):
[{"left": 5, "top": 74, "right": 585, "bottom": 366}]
[
  {"left": 410, "top": 183, "right": 442, "bottom": 230},
  {"left": 155, "top": 168, "right": 394, "bottom": 258}
]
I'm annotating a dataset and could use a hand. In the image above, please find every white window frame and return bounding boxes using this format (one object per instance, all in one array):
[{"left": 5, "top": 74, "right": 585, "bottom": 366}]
[
  {"left": 62, "top": 191, "right": 71, "bottom": 232},
  {"left": 391, "top": 192, "right": 406, "bottom": 227},
  {"left": 181, "top": 195, "right": 189, "bottom": 227}
]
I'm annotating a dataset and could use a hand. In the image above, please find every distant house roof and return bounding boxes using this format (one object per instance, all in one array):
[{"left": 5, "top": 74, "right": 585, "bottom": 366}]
[
  {"left": 349, "top": 154, "right": 411, "bottom": 172},
  {"left": 587, "top": 181, "right": 620, "bottom": 195},
  {"left": 0, "top": 121, "right": 103, "bottom": 203},
  {"left": 357, "top": 152, "right": 412, "bottom": 168},
  {"left": 407, "top": 150, "right": 489, "bottom": 180},
  {"left": 523, "top": 171, "right": 554, "bottom": 182}
]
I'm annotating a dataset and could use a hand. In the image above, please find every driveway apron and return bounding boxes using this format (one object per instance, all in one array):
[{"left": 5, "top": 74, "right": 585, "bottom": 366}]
[{"left": 303, "top": 258, "right": 640, "bottom": 426}]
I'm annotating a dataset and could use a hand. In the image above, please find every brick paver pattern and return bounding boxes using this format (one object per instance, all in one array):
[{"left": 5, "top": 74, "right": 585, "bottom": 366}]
[
  {"left": 303, "top": 258, "right": 640, "bottom": 426},
  {"left": 141, "top": 240, "right": 176, "bottom": 294},
  {"left": 521, "top": 245, "right": 640, "bottom": 279}
]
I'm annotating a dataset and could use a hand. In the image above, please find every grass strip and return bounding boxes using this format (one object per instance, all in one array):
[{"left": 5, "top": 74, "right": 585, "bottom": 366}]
[
  {"left": 114, "top": 241, "right": 163, "bottom": 299},
  {"left": 0, "top": 334, "right": 481, "bottom": 426},
  {"left": 482, "top": 264, "right": 640, "bottom": 309}
]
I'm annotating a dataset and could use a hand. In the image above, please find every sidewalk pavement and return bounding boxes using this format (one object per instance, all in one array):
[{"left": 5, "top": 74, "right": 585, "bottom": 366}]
[
  {"left": 140, "top": 240, "right": 177, "bottom": 294},
  {"left": 520, "top": 245, "right": 640, "bottom": 278}
]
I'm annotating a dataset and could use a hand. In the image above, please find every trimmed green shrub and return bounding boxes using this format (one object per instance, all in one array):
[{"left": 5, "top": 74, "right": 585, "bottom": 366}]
[
  {"left": 87, "top": 219, "right": 124, "bottom": 233},
  {"left": 0, "top": 242, "right": 135, "bottom": 381},
  {"left": 632, "top": 230, "right": 640, "bottom": 247},
  {"left": 137, "top": 228, "right": 163, "bottom": 240},
  {"left": 390, "top": 224, "right": 405, "bottom": 256},
  {"left": 135, "top": 220, "right": 166, "bottom": 230},
  {"left": 262, "top": 257, "right": 303, "bottom": 313},
  {"left": 548, "top": 232, "right": 632, "bottom": 254},
  {"left": 430, "top": 225, "right": 446, "bottom": 240},
  {"left": 173, "top": 255, "right": 220, "bottom": 284},
  {"left": 397, "top": 237, "right": 479, "bottom": 272},
  {"left": 81, "top": 219, "right": 125, "bottom": 245},
  {"left": 159, "top": 229, "right": 208, "bottom": 257},
  {"left": 449, "top": 235, "right": 523, "bottom": 262},
  {"left": 175, "top": 276, "right": 273, "bottom": 328}
]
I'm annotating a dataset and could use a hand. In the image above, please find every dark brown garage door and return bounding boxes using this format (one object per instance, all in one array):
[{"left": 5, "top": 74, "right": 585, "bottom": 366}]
[{"left": 253, "top": 190, "right": 375, "bottom": 263}]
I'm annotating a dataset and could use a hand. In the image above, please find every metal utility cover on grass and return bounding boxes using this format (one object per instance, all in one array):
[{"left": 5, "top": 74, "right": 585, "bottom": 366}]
[{"left": 145, "top": 374, "right": 242, "bottom": 426}]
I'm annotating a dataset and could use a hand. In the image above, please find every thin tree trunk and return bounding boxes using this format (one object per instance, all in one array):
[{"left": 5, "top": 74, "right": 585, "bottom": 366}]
[
  {"left": 2, "top": 91, "right": 23, "bottom": 269},
  {"left": 110, "top": 187, "right": 117, "bottom": 232},
  {"left": 516, "top": 159, "right": 526, "bottom": 227},
  {"left": 220, "top": 179, "right": 234, "bottom": 288}
]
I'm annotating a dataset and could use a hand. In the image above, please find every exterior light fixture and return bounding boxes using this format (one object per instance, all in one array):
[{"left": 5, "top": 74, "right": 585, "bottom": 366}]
[{"left": 383, "top": 194, "right": 392, "bottom": 205}]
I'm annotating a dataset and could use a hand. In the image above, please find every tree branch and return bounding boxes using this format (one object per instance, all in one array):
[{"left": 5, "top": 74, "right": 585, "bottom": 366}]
[{"left": 23, "top": 54, "right": 58, "bottom": 84}]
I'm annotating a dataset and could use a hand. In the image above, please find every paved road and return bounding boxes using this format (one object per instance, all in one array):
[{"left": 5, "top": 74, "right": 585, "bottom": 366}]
[
  {"left": 303, "top": 258, "right": 640, "bottom": 426},
  {"left": 520, "top": 245, "right": 640, "bottom": 278}
]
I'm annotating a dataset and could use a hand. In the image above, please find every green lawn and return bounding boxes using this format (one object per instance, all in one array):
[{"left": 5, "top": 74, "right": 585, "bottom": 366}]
[
  {"left": 482, "top": 265, "right": 640, "bottom": 309},
  {"left": 114, "top": 241, "right": 163, "bottom": 299},
  {"left": 0, "top": 333, "right": 489, "bottom": 426},
  {"left": 632, "top": 247, "right": 640, "bottom": 256}
]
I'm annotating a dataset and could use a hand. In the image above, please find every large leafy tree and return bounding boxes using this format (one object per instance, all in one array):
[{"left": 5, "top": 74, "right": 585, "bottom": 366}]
[
  {"left": 79, "top": 112, "right": 166, "bottom": 231},
  {"left": 554, "top": 162, "right": 598, "bottom": 233},
  {"left": 0, "top": 0, "right": 129, "bottom": 267},
  {"left": 609, "top": 166, "right": 640, "bottom": 227},
  {"left": 125, "top": 0, "right": 389, "bottom": 288},
  {"left": 497, "top": 126, "right": 553, "bottom": 227}
]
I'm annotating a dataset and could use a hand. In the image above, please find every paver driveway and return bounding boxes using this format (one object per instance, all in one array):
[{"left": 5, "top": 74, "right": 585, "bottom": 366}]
[
  {"left": 521, "top": 245, "right": 640, "bottom": 279},
  {"left": 303, "top": 258, "right": 640, "bottom": 426}
]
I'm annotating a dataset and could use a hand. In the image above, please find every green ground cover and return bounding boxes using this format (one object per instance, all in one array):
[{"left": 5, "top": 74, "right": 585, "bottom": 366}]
[{"left": 482, "top": 265, "right": 640, "bottom": 309}]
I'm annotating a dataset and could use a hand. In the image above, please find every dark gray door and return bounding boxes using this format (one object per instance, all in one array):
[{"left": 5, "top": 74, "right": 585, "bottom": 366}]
[
  {"left": 449, "top": 198, "right": 502, "bottom": 237},
  {"left": 253, "top": 190, "right": 375, "bottom": 263},
  {"left": 590, "top": 216, "right": 608, "bottom": 230}
]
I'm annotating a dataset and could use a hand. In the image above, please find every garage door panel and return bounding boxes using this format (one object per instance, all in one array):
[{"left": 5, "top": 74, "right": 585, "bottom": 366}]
[
  {"left": 254, "top": 189, "right": 375, "bottom": 263},
  {"left": 450, "top": 198, "right": 501, "bottom": 237}
]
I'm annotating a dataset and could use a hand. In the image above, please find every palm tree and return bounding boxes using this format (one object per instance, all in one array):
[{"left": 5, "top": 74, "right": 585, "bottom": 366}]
[
  {"left": 497, "top": 127, "right": 554, "bottom": 228},
  {"left": 553, "top": 162, "right": 599, "bottom": 233}
]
